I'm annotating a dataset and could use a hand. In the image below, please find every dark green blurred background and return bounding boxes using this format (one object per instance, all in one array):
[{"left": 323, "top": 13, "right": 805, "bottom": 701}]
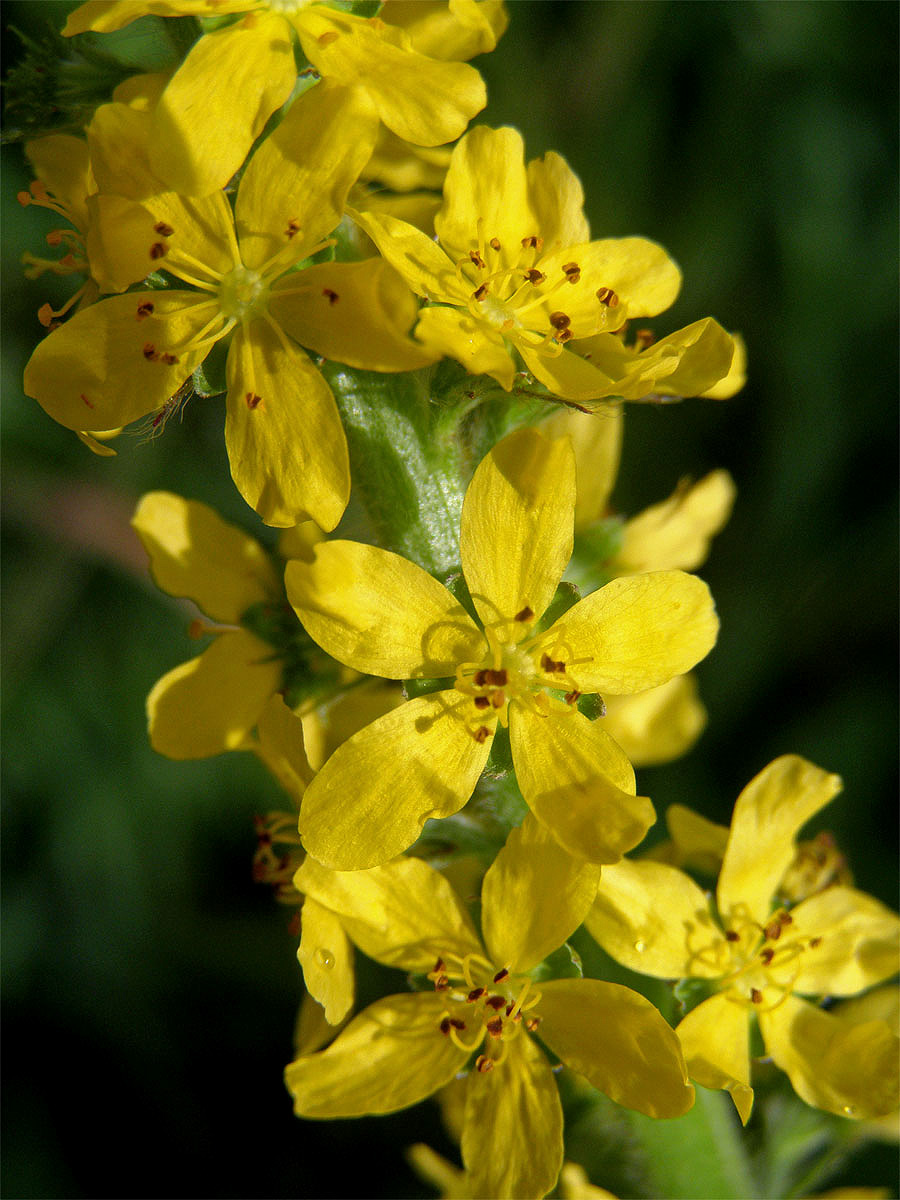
[{"left": 3, "top": 2, "right": 897, "bottom": 1197}]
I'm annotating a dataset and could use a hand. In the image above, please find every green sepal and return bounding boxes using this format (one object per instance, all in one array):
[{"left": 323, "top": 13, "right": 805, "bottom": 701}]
[
  {"left": 191, "top": 338, "right": 229, "bottom": 399},
  {"left": 536, "top": 580, "right": 581, "bottom": 632},
  {"left": 673, "top": 975, "right": 718, "bottom": 1017},
  {"left": 401, "top": 677, "right": 454, "bottom": 701},
  {"left": 484, "top": 723, "right": 513, "bottom": 779},
  {"left": 576, "top": 693, "right": 606, "bottom": 721},
  {"left": 530, "top": 942, "right": 583, "bottom": 983},
  {"left": 565, "top": 517, "right": 624, "bottom": 591}
]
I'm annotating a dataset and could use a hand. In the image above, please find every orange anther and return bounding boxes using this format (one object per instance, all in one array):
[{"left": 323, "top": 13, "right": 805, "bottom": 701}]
[
  {"left": 596, "top": 287, "right": 619, "bottom": 307},
  {"left": 473, "top": 725, "right": 491, "bottom": 744},
  {"left": 475, "top": 1055, "right": 494, "bottom": 1073},
  {"left": 489, "top": 237, "right": 501, "bottom": 251},
  {"left": 514, "top": 607, "right": 534, "bottom": 622},
  {"left": 245, "top": 392, "right": 262, "bottom": 410},
  {"left": 472, "top": 282, "right": 490, "bottom": 302},
  {"left": 322, "top": 289, "right": 339, "bottom": 305},
  {"left": 149, "top": 242, "right": 167, "bottom": 260},
  {"left": 469, "top": 249, "right": 486, "bottom": 269},
  {"left": 136, "top": 301, "right": 154, "bottom": 320},
  {"left": 153, "top": 221, "right": 174, "bottom": 237},
  {"left": 317, "top": 30, "right": 339, "bottom": 46},
  {"left": 37, "top": 303, "right": 54, "bottom": 327},
  {"left": 549, "top": 311, "right": 571, "bottom": 329},
  {"left": 523, "top": 268, "right": 546, "bottom": 285}
]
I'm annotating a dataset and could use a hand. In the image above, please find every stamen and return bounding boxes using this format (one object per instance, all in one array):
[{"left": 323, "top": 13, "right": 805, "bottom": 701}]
[
  {"left": 245, "top": 392, "right": 262, "bottom": 410},
  {"left": 469, "top": 249, "right": 486, "bottom": 269},
  {"left": 493, "top": 968, "right": 509, "bottom": 983},
  {"left": 514, "top": 607, "right": 534, "bottom": 623},
  {"left": 322, "top": 288, "right": 339, "bottom": 304},
  {"left": 154, "top": 221, "right": 174, "bottom": 237},
  {"left": 136, "top": 301, "right": 155, "bottom": 320},
  {"left": 475, "top": 1055, "right": 494, "bottom": 1073},
  {"left": 596, "top": 287, "right": 619, "bottom": 307},
  {"left": 489, "top": 237, "right": 501, "bottom": 251},
  {"left": 562, "top": 261, "right": 581, "bottom": 283},
  {"left": 523, "top": 268, "right": 545, "bottom": 285},
  {"left": 472, "top": 282, "right": 490, "bottom": 302}
]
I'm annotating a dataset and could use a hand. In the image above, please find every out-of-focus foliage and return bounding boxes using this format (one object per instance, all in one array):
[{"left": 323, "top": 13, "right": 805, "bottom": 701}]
[{"left": 2, "top": 2, "right": 896, "bottom": 1196}]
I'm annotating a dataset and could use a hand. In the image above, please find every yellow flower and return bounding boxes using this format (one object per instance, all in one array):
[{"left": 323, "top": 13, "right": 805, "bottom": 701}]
[
  {"left": 542, "top": 406, "right": 736, "bottom": 767},
  {"left": 585, "top": 755, "right": 900, "bottom": 1124},
  {"left": 64, "top": 1, "right": 490, "bottom": 196},
  {"left": 25, "top": 83, "right": 430, "bottom": 528},
  {"left": 133, "top": 491, "right": 287, "bottom": 758},
  {"left": 353, "top": 124, "right": 739, "bottom": 402},
  {"left": 285, "top": 426, "right": 718, "bottom": 869},
  {"left": 406, "top": 1145, "right": 617, "bottom": 1200},
  {"left": 286, "top": 817, "right": 693, "bottom": 1199}
]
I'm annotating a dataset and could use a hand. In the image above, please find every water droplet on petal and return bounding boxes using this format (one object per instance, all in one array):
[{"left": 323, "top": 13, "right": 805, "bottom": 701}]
[
  {"left": 634, "top": 940, "right": 647, "bottom": 953},
  {"left": 842, "top": 1104, "right": 857, "bottom": 1117},
  {"left": 315, "top": 948, "right": 335, "bottom": 969}
]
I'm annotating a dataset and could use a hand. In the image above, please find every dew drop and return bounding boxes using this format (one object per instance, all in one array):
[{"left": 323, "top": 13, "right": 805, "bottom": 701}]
[
  {"left": 315, "top": 948, "right": 335, "bottom": 970},
  {"left": 842, "top": 1104, "right": 857, "bottom": 1117},
  {"left": 634, "top": 940, "right": 647, "bottom": 953}
]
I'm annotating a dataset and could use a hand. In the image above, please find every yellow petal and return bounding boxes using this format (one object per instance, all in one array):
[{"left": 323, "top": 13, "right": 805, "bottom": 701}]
[
  {"left": 132, "top": 491, "right": 279, "bottom": 622},
  {"left": 236, "top": 80, "right": 378, "bottom": 270},
  {"left": 224, "top": 322, "right": 350, "bottom": 530},
  {"left": 510, "top": 706, "right": 655, "bottom": 864},
  {"left": 543, "top": 406, "right": 623, "bottom": 533},
  {"left": 286, "top": 540, "right": 484, "bottom": 679},
  {"left": 147, "top": 629, "right": 281, "bottom": 759},
  {"left": 406, "top": 1144, "right": 467, "bottom": 1200},
  {"left": 601, "top": 676, "right": 707, "bottom": 768},
  {"left": 294, "top": 990, "right": 344, "bottom": 1055},
  {"left": 76, "top": 430, "right": 118, "bottom": 457},
  {"left": 481, "top": 814, "right": 601, "bottom": 972},
  {"left": 716, "top": 755, "right": 843, "bottom": 929},
  {"left": 25, "top": 134, "right": 93, "bottom": 229},
  {"left": 460, "top": 428, "right": 576, "bottom": 627},
  {"left": 254, "top": 694, "right": 314, "bottom": 804},
  {"left": 300, "top": 680, "right": 402, "bottom": 773},
  {"left": 149, "top": 14, "right": 296, "bottom": 196},
  {"left": 24, "top": 291, "right": 209, "bottom": 431},
  {"left": 586, "top": 859, "right": 727, "bottom": 979},
  {"left": 434, "top": 125, "right": 535, "bottom": 262},
  {"left": 526, "top": 151, "right": 591, "bottom": 251},
  {"left": 461, "top": 1035, "right": 563, "bottom": 1200},
  {"left": 294, "top": 855, "right": 483, "bottom": 973},
  {"left": 285, "top": 992, "right": 467, "bottom": 1117},
  {"left": 616, "top": 471, "right": 736, "bottom": 574},
  {"left": 362, "top": 127, "right": 451, "bottom": 192},
  {"left": 63, "top": 1, "right": 250, "bottom": 35},
  {"left": 86, "top": 99, "right": 158, "bottom": 201},
  {"left": 702, "top": 332, "right": 747, "bottom": 400},
  {"left": 538, "top": 978, "right": 694, "bottom": 1117},
  {"left": 559, "top": 1162, "right": 618, "bottom": 1200},
  {"left": 548, "top": 571, "right": 719, "bottom": 695},
  {"left": 759, "top": 994, "right": 900, "bottom": 1120},
  {"left": 519, "top": 340, "right": 622, "bottom": 405},
  {"left": 270, "top": 259, "right": 435, "bottom": 372},
  {"left": 297, "top": 897, "right": 354, "bottom": 1026},
  {"left": 571, "top": 319, "right": 739, "bottom": 403},
  {"left": 350, "top": 209, "right": 467, "bottom": 303},
  {"left": 785, "top": 887, "right": 900, "bottom": 996},
  {"left": 296, "top": 9, "right": 486, "bottom": 148},
  {"left": 676, "top": 993, "right": 754, "bottom": 1125},
  {"left": 142, "top": 191, "right": 239, "bottom": 282},
  {"left": 656, "top": 802, "right": 730, "bottom": 874},
  {"left": 541, "top": 236, "right": 681, "bottom": 322},
  {"left": 414, "top": 304, "right": 517, "bottom": 389},
  {"left": 386, "top": 0, "right": 508, "bottom": 61},
  {"left": 84, "top": 195, "right": 163, "bottom": 293},
  {"left": 298, "top": 690, "right": 492, "bottom": 869}
]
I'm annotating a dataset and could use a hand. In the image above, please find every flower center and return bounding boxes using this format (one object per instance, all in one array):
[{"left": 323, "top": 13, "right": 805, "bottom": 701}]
[
  {"left": 429, "top": 953, "right": 541, "bottom": 1071},
  {"left": 218, "top": 265, "right": 271, "bottom": 321},
  {"left": 453, "top": 610, "right": 585, "bottom": 743},
  {"left": 719, "top": 907, "right": 825, "bottom": 1011}
]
